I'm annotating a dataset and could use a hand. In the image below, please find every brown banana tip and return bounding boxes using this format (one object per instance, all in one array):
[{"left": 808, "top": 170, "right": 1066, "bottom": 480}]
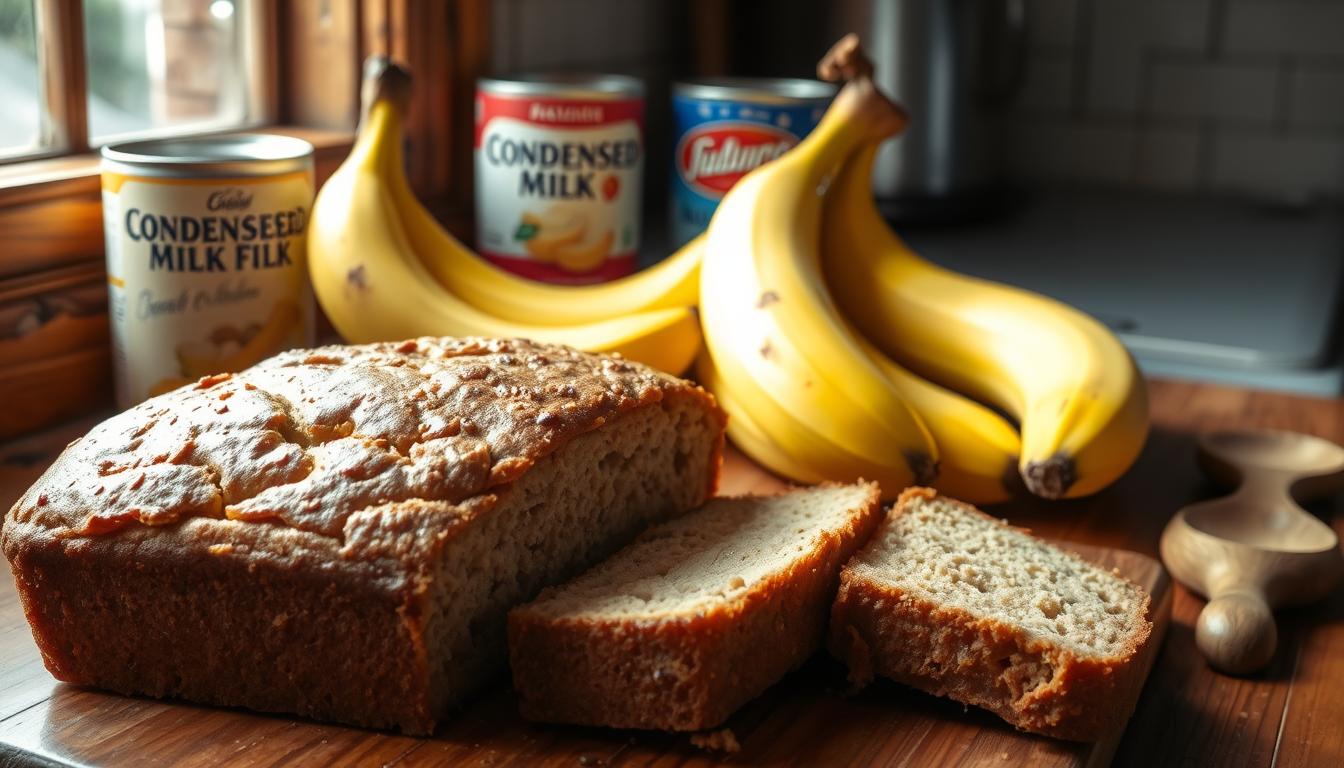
[
  {"left": 906, "top": 451, "right": 938, "bottom": 487},
  {"left": 817, "top": 33, "right": 874, "bottom": 83},
  {"left": 360, "top": 56, "right": 413, "bottom": 118},
  {"left": 1022, "top": 454, "right": 1077, "bottom": 500}
]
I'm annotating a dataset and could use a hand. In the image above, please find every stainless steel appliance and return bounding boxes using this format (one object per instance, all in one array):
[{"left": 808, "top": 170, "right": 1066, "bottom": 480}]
[{"left": 823, "top": 0, "right": 1025, "bottom": 221}]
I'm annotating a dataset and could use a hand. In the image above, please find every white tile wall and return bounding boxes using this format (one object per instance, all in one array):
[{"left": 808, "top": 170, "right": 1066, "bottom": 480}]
[
  {"left": 1211, "top": 132, "right": 1344, "bottom": 200},
  {"left": 1224, "top": 1, "right": 1344, "bottom": 58},
  {"left": 1085, "top": 0, "right": 1209, "bottom": 113},
  {"left": 1135, "top": 127, "right": 1203, "bottom": 187},
  {"left": 1025, "top": 0, "right": 1079, "bottom": 48},
  {"left": 1008, "top": 118, "right": 1135, "bottom": 183},
  {"left": 1290, "top": 67, "right": 1344, "bottom": 129},
  {"left": 1146, "top": 60, "right": 1279, "bottom": 124},
  {"left": 1016, "top": 50, "right": 1074, "bottom": 113},
  {"left": 1007, "top": 0, "right": 1344, "bottom": 197},
  {"left": 488, "top": 0, "right": 1344, "bottom": 199}
]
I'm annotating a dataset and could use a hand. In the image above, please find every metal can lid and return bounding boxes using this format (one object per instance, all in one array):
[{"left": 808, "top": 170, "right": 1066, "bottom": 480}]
[
  {"left": 478, "top": 74, "right": 645, "bottom": 100},
  {"left": 674, "top": 77, "right": 836, "bottom": 105},
  {"left": 100, "top": 133, "right": 314, "bottom": 177}
]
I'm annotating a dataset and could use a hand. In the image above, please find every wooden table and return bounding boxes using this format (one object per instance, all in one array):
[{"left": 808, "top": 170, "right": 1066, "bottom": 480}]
[{"left": 2, "top": 378, "right": 1342, "bottom": 767}]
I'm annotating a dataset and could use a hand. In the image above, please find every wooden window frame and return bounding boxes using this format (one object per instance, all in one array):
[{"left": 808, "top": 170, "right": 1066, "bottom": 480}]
[
  {"left": 0, "top": 0, "right": 491, "bottom": 439},
  {"left": 11, "top": 0, "right": 273, "bottom": 169},
  {"left": 36, "top": 0, "right": 88, "bottom": 161}
]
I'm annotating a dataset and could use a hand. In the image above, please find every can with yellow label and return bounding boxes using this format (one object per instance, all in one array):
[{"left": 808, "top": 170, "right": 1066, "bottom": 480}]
[{"left": 100, "top": 134, "right": 315, "bottom": 407}]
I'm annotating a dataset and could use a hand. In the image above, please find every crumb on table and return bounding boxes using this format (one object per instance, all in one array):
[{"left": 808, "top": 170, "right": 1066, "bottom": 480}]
[{"left": 689, "top": 728, "right": 741, "bottom": 754}]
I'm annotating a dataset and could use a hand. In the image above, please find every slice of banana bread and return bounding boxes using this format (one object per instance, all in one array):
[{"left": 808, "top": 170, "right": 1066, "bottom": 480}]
[
  {"left": 2, "top": 337, "right": 726, "bottom": 734},
  {"left": 829, "top": 487, "right": 1154, "bottom": 741},
  {"left": 508, "top": 482, "right": 882, "bottom": 731}
]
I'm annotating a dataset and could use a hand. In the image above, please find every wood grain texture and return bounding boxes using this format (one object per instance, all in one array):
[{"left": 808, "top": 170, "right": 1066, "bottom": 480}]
[
  {"left": 0, "top": 347, "right": 112, "bottom": 440},
  {"left": 37, "top": 0, "right": 89, "bottom": 157},
  {"left": 0, "top": 194, "right": 105, "bottom": 280},
  {"left": 0, "top": 377, "right": 1341, "bottom": 767},
  {"left": 446, "top": 0, "right": 491, "bottom": 218},
  {"left": 383, "top": 0, "right": 456, "bottom": 199},
  {"left": 281, "top": 0, "right": 361, "bottom": 130},
  {"left": 0, "top": 261, "right": 111, "bottom": 440}
]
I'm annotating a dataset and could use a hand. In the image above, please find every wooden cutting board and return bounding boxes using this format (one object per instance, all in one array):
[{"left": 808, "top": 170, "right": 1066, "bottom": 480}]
[{"left": 0, "top": 441, "right": 1171, "bottom": 768}]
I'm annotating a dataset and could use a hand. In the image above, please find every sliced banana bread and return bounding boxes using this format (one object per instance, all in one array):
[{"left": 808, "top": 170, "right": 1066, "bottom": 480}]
[
  {"left": 2, "top": 337, "right": 726, "bottom": 734},
  {"left": 508, "top": 482, "right": 882, "bottom": 731},
  {"left": 829, "top": 487, "right": 1153, "bottom": 741}
]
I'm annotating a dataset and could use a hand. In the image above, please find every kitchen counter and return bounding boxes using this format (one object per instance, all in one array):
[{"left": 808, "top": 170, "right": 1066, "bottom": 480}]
[
  {"left": 906, "top": 191, "right": 1344, "bottom": 396},
  {"left": 1, "top": 378, "right": 1342, "bottom": 766}
]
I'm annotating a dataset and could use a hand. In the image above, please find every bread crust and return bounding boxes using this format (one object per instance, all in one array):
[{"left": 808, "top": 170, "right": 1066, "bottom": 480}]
[
  {"left": 7, "top": 513, "right": 444, "bottom": 732},
  {"left": 828, "top": 487, "right": 1154, "bottom": 742},
  {"left": 2, "top": 337, "right": 726, "bottom": 734},
  {"left": 508, "top": 483, "right": 882, "bottom": 731}
]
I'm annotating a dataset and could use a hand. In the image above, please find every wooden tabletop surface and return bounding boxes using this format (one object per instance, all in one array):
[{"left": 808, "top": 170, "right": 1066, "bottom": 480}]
[{"left": 2, "top": 377, "right": 1342, "bottom": 767}]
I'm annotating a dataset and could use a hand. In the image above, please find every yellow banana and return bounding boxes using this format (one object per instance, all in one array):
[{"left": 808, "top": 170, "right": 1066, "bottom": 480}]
[
  {"left": 823, "top": 144, "right": 1148, "bottom": 499},
  {"left": 695, "top": 351, "right": 824, "bottom": 485},
  {"left": 373, "top": 64, "right": 702, "bottom": 326},
  {"left": 857, "top": 332, "right": 1021, "bottom": 503},
  {"left": 308, "top": 61, "right": 701, "bottom": 375},
  {"left": 698, "top": 36, "right": 937, "bottom": 493},
  {"left": 712, "top": 326, "right": 1019, "bottom": 502},
  {"left": 697, "top": 348, "right": 929, "bottom": 496}
]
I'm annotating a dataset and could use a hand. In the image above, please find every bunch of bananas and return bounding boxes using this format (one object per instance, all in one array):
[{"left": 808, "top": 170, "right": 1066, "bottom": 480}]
[
  {"left": 698, "top": 36, "right": 1147, "bottom": 502},
  {"left": 309, "top": 44, "right": 1148, "bottom": 504},
  {"left": 308, "top": 58, "right": 704, "bottom": 376}
]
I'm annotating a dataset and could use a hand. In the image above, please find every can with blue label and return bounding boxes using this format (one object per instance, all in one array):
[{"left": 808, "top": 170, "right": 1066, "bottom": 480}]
[{"left": 669, "top": 77, "right": 835, "bottom": 246}]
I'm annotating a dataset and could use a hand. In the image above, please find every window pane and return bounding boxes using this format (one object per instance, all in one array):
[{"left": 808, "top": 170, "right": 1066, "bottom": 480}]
[
  {"left": 86, "top": 0, "right": 256, "bottom": 143},
  {"left": 0, "top": 0, "right": 43, "bottom": 158}
]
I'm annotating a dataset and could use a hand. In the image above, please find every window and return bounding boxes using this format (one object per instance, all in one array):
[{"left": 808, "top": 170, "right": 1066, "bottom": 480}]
[
  {"left": 85, "top": 0, "right": 263, "bottom": 142},
  {"left": 0, "top": 0, "right": 43, "bottom": 158},
  {"left": 0, "top": 1, "right": 482, "bottom": 439},
  {"left": 0, "top": 0, "right": 266, "bottom": 164}
]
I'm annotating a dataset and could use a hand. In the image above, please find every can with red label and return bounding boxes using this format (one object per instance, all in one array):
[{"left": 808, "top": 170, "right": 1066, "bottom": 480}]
[
  {"left": 475, "top": 75, "right": 644, "bottom": 284},
  {"left": 669, "top": 78, "right": 835, "bottom": 246}
]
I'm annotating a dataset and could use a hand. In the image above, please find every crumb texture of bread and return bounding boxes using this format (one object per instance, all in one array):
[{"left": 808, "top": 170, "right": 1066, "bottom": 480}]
[
  {"left": 2, "top": 337, "right": 725, "bottom": 734},
  {"left": 829, "top": 487, "right": 1153, "bottom": 742},
  {"left": 509, "top": 482, "right": 882, "bottom": 732}
]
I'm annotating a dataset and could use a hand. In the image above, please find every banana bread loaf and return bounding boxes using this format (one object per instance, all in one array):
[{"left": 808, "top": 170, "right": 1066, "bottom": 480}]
[
  {"left": 1, "top": 337, "right": 725, "bottom": 734},
  {"left": 829, "top": 487, "right": 1154, "bottom": 741},
  {"left": 509, "top": 482, "right": 882, "bottom": 731}
]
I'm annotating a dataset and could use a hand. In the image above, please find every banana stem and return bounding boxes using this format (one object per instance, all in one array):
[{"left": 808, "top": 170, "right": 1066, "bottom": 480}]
[
  {"left": 349, "top": 56, "right": 414, "bottom": 173},
  {"left": 816, "top": 34, "right": 908, "bottom": 143},
  {"left": 359, "top": 56, "right": 413, "bottom": 128},
  {"left": 782, "top": 82, "right": 905, "bottom": 194},
  {"left": 773, "top": 35, "right": 908, "bottom": 192}
]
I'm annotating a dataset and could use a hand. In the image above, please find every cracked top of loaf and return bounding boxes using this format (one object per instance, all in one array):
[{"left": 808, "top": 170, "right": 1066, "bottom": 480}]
[{"left": 6, "top": 337, "right": 720, "bottom": 545}]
